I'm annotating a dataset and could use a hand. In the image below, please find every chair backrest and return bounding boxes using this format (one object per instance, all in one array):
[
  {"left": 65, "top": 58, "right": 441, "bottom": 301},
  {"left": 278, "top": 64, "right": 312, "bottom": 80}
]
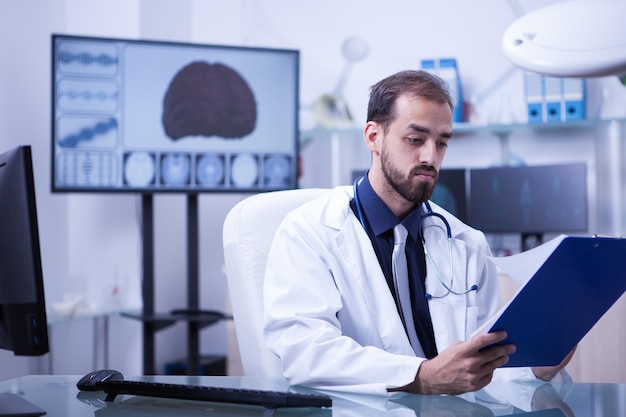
[{"left": 222, "top": 188, "right": 330, "bottom": 377}]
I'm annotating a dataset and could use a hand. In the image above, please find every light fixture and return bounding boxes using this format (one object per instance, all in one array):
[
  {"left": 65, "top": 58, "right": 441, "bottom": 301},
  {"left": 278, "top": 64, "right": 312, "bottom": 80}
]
[{"left": 502, "top": 0, "right": 626, "bottom": 79}]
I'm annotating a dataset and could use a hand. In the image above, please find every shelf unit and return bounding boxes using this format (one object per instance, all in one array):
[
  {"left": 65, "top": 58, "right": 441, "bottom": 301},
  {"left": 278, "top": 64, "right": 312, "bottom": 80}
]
[
  {"left": 301, "top": 118, "right": 624, "bottom": 170},
  {"left": 451, "top": 119, "right": 615, "bottom": 165},
  {"left": 301, "top": 118, "right": 622, "bottom": 143}
]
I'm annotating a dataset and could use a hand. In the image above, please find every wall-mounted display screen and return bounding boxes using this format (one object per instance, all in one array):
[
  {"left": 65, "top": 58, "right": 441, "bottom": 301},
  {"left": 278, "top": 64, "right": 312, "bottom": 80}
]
[
  {"left": 51, "top": 34, "right": 299, "bottom": 192},
  {"left": 469, "top": 163, "right": 588, "bottom": 234}
]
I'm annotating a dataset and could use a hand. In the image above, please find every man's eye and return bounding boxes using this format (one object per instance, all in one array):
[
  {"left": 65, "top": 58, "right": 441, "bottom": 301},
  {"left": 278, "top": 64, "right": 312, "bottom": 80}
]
[{"left": 407, "top": 137, "right": 424, "bottom": 144}]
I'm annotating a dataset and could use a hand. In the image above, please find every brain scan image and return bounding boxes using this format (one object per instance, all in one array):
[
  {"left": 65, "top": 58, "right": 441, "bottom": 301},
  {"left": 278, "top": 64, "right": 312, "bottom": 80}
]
[
  {"left": 230, "top": 153, "right": 258, "bottom": 188},
  {"left": 264, "top": 154, "right": 291, "bottom": 187},
  {"left": 160, "top": 153, "right": 191, "bottom": 186},
  {"left": 124, "top": 151, "right": 155, "bottom": 187},
  {"left": 196, "top": 153, "right": 225, "bottom": 186},
  {"left": 162, "top": 61, "right": 257, "bottom": 140}
]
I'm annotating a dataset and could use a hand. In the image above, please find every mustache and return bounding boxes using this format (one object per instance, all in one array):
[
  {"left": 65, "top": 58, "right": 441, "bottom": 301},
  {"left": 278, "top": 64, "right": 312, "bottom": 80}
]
[{"left": 411, "top": 165, "right": 438, "bottom": 177}]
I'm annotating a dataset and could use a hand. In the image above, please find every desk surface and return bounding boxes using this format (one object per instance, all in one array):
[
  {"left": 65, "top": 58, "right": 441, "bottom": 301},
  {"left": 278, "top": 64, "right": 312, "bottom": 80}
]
[{"left": 1, "top": 374, "right": 624, "bottom": 417}]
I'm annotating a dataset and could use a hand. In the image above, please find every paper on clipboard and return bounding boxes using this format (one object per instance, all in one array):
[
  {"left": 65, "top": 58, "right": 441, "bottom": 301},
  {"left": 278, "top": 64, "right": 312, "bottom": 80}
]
[
  {"left": 473, "top": 235, "right": 567, "bottom": 335},
  {"left": 488, "top": 234, "right": 567, "bottom": 286}
]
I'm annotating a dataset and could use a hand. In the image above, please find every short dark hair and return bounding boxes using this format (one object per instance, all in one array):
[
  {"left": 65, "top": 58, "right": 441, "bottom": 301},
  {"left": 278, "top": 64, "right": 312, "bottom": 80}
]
[{"left": 367, "top": 70, "right": 453, "bottom": 132}]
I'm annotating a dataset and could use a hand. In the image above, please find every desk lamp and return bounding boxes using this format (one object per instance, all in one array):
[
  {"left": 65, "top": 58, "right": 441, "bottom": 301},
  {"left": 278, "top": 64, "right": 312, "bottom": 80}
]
[
  {"left": 502, "top": 0, "right": 626, "bottom": 81},
  {"left": 312, "top": 36, "right": 369, "bottom": 129}
]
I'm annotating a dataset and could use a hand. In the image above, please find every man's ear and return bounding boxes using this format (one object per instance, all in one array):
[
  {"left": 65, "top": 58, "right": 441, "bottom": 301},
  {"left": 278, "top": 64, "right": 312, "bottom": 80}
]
[{"left": 364, "top": 121, "right": 381, "bottom": 154}]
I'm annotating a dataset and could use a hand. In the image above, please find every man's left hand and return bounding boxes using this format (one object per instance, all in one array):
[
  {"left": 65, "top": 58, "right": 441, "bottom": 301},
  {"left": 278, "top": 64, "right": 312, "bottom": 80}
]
[{"left": 532, "top": 346, "right": 577, "bottom": 381}]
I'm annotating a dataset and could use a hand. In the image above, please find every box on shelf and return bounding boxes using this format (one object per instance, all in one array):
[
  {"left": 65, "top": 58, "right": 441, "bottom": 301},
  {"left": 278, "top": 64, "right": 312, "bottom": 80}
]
[{"left": 421, "top": 58, "right": 464, "bottom": 123}]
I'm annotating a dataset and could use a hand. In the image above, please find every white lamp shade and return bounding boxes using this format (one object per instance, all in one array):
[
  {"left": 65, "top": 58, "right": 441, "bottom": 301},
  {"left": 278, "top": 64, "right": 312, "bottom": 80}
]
[{"left": 502, "top": 0, "right": 626, "bottom": 77}]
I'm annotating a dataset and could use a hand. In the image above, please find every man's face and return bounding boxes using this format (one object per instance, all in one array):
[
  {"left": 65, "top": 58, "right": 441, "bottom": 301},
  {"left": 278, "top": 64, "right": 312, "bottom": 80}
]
[{"left": 378, "top": 94, "right": 453, "bottom": 205}]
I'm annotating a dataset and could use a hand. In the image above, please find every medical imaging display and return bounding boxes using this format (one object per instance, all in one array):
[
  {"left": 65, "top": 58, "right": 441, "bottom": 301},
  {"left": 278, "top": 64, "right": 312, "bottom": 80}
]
[
  {"left": 51, "top": 34, "right": 299, "bottom": 192},
  {"left": 468, "top": 163, "right": 588, "bottom": 234},
  {"left": 162, "top": 62, "right": 257, "bottom": 140},
  {"left": 430, "top": 168, "right": 468, "bottom": 223}
]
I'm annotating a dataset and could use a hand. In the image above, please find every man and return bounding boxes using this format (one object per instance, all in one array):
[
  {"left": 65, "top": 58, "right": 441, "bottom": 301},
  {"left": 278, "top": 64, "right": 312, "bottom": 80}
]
[{"left": 263, "top": 70, "right": 572, "bottom": 396}]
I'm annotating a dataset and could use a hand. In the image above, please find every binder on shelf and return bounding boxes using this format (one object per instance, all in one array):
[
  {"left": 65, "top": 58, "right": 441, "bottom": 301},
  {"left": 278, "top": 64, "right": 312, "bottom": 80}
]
[
  {"left": 524, "top": 71, "right": 544, "bottom": 124},
  {"left": 563, "top": 78, "right": 586, "bottom": 121},
  {"left": 421, "top": 58, "right": 464, "bottom": 123},
  {"left": 524, "top": 72, "right": 587, "bottom": 123},
  {"left": 543, "top": 76, "right": 563, "bottom": 123},
  {"left": 472, "top": 234, "right": 626, "bottom": 367}
]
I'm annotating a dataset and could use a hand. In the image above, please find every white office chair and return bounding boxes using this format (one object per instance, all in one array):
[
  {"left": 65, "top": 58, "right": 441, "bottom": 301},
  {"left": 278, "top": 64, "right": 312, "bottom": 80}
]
[{"left": 222, "top": 188, "right": 330, "bottom": 377}]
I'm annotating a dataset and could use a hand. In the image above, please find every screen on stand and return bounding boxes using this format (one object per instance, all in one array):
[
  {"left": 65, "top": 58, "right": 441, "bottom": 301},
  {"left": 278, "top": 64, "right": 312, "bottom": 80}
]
[{"left": 51, "top": 34, "right": 300, "bottom": 193}]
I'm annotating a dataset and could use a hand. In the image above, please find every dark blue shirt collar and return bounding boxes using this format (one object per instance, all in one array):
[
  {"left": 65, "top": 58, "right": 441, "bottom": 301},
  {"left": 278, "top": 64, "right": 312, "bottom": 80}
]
[{"left": 355, "top": 175, "right": 424, "bottom": 240}]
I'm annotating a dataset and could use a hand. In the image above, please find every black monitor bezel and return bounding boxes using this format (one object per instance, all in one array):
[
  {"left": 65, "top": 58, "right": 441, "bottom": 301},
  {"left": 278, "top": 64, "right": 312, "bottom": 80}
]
[{"left": 0, "top": 145, "right": 49, "bottom": 356}]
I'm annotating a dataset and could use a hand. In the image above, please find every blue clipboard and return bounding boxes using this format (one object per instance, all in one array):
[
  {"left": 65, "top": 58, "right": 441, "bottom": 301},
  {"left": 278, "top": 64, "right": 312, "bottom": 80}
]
[{"left": 479, "top": 235, "right": 626, "bottom": 367}]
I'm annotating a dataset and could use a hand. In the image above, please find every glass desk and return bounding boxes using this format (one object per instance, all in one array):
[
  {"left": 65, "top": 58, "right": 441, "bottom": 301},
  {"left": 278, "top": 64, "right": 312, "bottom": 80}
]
[{"left": 0, "top": 374, "right": 624, "bottom": 416}]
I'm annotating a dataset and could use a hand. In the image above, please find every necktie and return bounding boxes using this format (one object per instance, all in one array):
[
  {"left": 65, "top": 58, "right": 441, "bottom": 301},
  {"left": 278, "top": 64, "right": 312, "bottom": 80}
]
[{"left": 392, "top": 223, "right": 422, "bottom": 355}]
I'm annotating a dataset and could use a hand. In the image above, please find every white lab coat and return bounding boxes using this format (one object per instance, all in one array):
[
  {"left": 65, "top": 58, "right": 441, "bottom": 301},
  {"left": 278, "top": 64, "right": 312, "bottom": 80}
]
[{"left": 263, "top": 186, "right": 537, "bottom": 396}]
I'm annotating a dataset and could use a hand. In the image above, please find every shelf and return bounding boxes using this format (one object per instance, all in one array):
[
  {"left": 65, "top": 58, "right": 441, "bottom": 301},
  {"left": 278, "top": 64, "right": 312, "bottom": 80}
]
[
  {"left": 298, "top": 118, "right": 626, "bottom": 184},
  {"left": 300, "top": 118, "right": 626, "bottom": 143},
  {"left": 452, "top": 118, "right": 625, "bottom": 138},
  {"left": 121, "top": 311, "right": 226, "bottom": 332}
]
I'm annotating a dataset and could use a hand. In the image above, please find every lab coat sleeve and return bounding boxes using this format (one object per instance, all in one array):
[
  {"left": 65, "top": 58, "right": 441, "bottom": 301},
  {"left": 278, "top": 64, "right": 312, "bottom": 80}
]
[{"left": 263, "top": 211, "right": 422, "bottom": 395}]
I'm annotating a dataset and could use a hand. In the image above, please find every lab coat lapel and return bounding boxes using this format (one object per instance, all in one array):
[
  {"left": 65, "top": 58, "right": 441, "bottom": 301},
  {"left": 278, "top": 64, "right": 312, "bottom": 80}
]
[{"left": 323, "top": 187, "right": 416, "bottom": 356}]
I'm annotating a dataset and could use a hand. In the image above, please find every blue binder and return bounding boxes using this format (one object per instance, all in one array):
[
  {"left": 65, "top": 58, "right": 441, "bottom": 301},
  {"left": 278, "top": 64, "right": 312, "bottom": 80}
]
[{"left": 476, "top": 235, "right": 626, "bottom": 367}]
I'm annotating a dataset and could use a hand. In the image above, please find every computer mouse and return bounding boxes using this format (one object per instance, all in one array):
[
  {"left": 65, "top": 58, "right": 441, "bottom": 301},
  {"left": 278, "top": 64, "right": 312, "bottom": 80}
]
[{"left": 77, "top": 369, "right": 124, "bottom": 391}]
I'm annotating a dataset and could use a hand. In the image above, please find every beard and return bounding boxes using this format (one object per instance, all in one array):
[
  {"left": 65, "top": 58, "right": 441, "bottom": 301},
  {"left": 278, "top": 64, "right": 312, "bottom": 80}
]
[{"left": 380, "top": 146, "right": 438, "bottom": 204}]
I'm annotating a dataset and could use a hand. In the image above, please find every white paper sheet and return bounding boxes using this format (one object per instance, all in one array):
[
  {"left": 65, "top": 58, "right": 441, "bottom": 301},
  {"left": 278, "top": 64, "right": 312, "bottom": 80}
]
[{"left": 472, "top": 234, "right": 567, "bottom": 337}]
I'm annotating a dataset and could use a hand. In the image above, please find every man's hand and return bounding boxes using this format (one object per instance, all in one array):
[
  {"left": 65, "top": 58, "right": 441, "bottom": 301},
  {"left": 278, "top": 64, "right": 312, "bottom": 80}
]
[
  {"left": 532, "top": 346, "right": 577, "bottom": 381},
  {"left": 390, "top": 331, "right": 515, "bottom": 395}
]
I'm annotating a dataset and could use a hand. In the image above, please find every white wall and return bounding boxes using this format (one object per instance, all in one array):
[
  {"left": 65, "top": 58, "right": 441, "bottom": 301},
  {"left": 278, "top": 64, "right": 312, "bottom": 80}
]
[{"left": 1, "top": 0, "right": 626, "bottom": 382}]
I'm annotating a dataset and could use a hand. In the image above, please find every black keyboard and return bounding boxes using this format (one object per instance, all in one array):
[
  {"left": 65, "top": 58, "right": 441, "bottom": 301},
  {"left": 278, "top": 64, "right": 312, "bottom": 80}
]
[{"left": 77, "top": 370, "right": 332, "bottom": 409}]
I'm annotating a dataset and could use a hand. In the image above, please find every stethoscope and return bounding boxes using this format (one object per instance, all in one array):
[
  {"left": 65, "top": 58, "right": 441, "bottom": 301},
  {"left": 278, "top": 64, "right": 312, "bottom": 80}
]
[{"left": 353, "top": 176, "right": 478, "bottom": 299}]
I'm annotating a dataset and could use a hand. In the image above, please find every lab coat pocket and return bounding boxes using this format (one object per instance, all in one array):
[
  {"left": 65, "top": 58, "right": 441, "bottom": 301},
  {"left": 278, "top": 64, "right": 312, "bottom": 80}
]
[{"left": 428, "top": 296, "right": 467, "bottom": 352}]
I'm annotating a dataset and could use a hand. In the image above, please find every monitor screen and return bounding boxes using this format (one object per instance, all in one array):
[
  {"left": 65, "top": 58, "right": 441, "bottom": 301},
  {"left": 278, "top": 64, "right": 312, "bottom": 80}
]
[
  {"left": 431, "top": 168, "right": 468, "bottom": 223},
  {"left": 51, "top": 34, "right": 300, "bottom": 192},
  {"left": 0, "top": 145, "right": 49, "bottom": 356},
  {"left": 468, "top": 163, "right": 588, "bottom": 234}
]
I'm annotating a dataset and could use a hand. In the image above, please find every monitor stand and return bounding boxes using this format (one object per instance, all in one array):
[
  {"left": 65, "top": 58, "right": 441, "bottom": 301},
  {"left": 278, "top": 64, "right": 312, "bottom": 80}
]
[{"left": 0, "top": 393, "right": 46, "bottom": 416}]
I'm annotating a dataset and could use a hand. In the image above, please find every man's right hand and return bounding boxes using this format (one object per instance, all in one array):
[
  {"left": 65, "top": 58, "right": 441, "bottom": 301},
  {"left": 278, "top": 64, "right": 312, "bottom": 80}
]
[{"left": 392, "top": 331, "right": 515, "bottom": 395}]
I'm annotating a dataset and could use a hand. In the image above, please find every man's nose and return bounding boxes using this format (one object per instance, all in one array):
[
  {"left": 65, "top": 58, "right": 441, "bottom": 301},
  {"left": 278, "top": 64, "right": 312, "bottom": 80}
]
[{"left": 420, "top": 140, "right": 438, "bottom": 165}]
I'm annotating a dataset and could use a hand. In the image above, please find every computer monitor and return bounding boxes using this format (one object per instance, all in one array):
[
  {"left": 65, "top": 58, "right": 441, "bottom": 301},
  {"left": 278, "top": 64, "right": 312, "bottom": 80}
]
[
  {"left": 0, "top": 145, "right": 49, "bottom": 357},
  {"left": 51, "top": 34, "right": 300, "bottom": 193},
  {"left": 431, "top": 168, "right": 468, "bottom": 223},
  {"left": 468, "top": 163, "right": 588, "bottom": 239}
]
